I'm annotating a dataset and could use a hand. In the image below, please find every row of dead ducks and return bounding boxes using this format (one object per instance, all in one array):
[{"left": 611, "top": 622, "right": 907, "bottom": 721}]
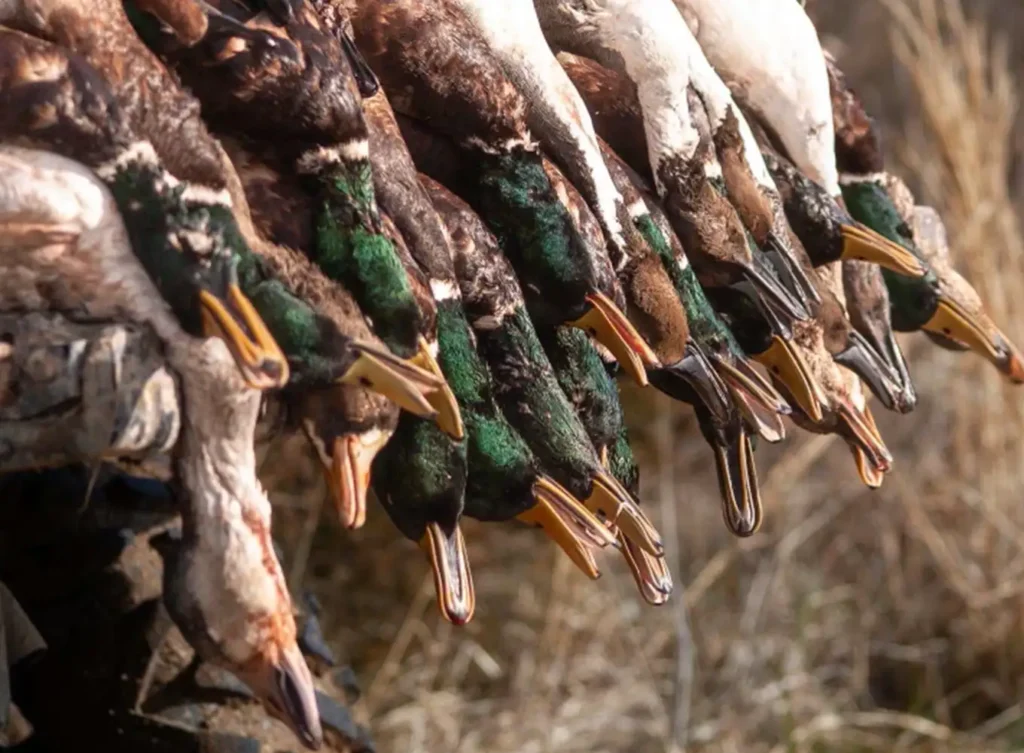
[{"left": 1, "top": 0, "right": 1022, "bottom": 748}]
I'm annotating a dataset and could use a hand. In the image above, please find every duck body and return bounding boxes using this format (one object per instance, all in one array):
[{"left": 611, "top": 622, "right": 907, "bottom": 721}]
[
  {"left": 217, "top": 127, "right": 470, "bottom": 622},
  {"left": 347, "top": 0, "right": 659, "bottom": 387},
  {"left": 0, "top": 26, "right": 289, "bottom": 390},
  {"left": 555, "top": 52, "right": 825, "bottom": 413},
  {"left": 743, "top": 122, "right": 915, "bottom": 413},
  {"left": 558, "top": 53, "right": 832, "bottom": 439},
  {"left": 677, "top": 0, "right": 927, "bottom": 284},
  {"left": 0, "top": 144, "right": 322, "bottom": 749},
  {"left": 361, "top": 80, "right": 612, "bottom": 616},
  {"left": 675, "top": 0, "right": 837, "bottom": 193},
  {"left": 423, "top": 174, "right": 664, "bottom": 568},
  {"left": 134, "top": 0, "right": 467, "bottom": 550},
  {"left": 226, "top": 140, "right": 404, "bottom": 534}
]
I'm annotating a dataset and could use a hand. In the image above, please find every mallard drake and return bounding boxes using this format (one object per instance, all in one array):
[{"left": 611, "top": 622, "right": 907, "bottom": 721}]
[
  {"left": 674, "top": 0, "right": 927, "bottom": 280},
  {"left": 887, "top": 176, "right": 1024, "bottom": 384},
  {"left": 826, "top": 55, "right": 1024, "bottom": 383},
  {"left": 537, "top": 325, "right": 672, "bottom": 601},
  {"left": 423, "top": 174, "right": 666, "bottom": 567},
  {"left": 0, "top": 25, "right": 289, "bottom": 392},
  {"left": 345, "top": 0, "right": 660, "bottom": 387},
  {"left": 223, "top": 141, "right": 396, "bottom": 534},
  {"left": 129, "top": 0, "right": 463, "bottom": 440},
  {"left": 215, "top": 135, "right": 473, "bottom": 624},
  {"left": 0, "top": 144, "right": 322, "bottom": 749},
  {"left": 371, "top": 208, "right": 474, "bottom": 625},
  {"left": 395, "top": 112, "right": 686, "bottom": 545},
  {"left": 533, "top": 0, "right": 815, "bottom": 333},
  {"left": 557, "top": 52, "right": 829, "bottom": 428},
  {"left": 428, "top": 183, "right": 665, "bottom": 592}
]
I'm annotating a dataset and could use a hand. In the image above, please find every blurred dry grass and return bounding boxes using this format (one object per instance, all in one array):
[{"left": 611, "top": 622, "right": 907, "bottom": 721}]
[{"left": 265, "top": 1, "right": 1024, "bottom": 750}]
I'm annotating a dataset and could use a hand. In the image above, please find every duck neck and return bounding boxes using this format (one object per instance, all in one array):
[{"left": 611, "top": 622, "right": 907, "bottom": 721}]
[
  {"left": 634, "top": 213, "right": 738, "bottom": 350},
  {"left": 298, "top": 145, "right": 422, "bottom": 356},
  {"left": 540, "top": 325, "right": 624, "bottom": 453},
  {"left": 431, "top": 285, "right": 540, "bottom": 517},
  {"left": 608, "top": 424, "right": 639, "bottom": 499},
  {"left": 173, "top": 350, "right": 282, "bottom": 592},
  {"left": 472, "top": 146, "right": 591, "bottom": 317}
]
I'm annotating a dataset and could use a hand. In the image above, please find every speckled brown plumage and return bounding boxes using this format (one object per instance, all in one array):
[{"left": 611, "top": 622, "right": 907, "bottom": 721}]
[
  {"left": 223, "top": 137, "right": 315, "bottom": 253},
  {"left": 362, "top": 88, "right": 461, "bottom": 287},
  {"left": 559, "top": 53, "right": 749, "bottom": 283},
  {"left": 0, "top": 27, "right": 128, "bottom": 165},
  {"left": 137, "top": 0, "right": 367, "bottom": 153},
  {"left": 423, "top": 174, "right": 523, "bottom": 326},
  {"left": 342, "top": 0, "right": 532, "bottom": 149},
  {"left": 714, "top": 107, "right": 774, "bottom": 246},
  {"left": 588, "top": 140, "right": 692, "bottom": 366},
  {"left": 131, "top": 0, "right": 209, "bottom": 45}
]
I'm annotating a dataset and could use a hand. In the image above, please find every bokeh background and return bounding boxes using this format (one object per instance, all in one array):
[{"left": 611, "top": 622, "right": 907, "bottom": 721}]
[{"left": 265, "top": 1, "right": 1024, "bottom": 750}]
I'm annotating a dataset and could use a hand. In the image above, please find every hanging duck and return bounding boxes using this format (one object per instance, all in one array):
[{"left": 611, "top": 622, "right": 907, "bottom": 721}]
[
  {"left": 0, "top": 25, "right": 289, "bottom": 392},
  {"left": 0, "top": 143, "right": 323, "bottom": 750},
  {"left": 827, "top": 53, "right": 1024, "bottom": 383},
  {"left": 533, "top": 0, "right": 816, "bottom": 335}
]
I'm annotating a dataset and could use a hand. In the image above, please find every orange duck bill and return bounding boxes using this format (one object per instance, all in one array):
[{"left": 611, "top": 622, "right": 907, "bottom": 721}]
[
  {"left": 316, "top": 431, "right": 390, "bottom": 530},
  {"left": 340, "top": 341, "right": 445, "bottom": 420},
  {"left": 754, "top": 335, "right": 828, "bottom": 424},
  {"left": 712, "top": 354, "right": 791, "bottom": 444},
  {"left": 199, "top": 281, "right": 290, "bottom": 390},
  {"left": 582, "top": 472, "right": 664, "bottom": 557},
  {"left": 408, "top": 335, "right": 465, "bottom": 439},
  {"left": 517, "top": 475, "right": 619, "bottom": 579},
  {"left": 419, "top": 522, "right": 475, "bottom": 626},
  {"left": 710, "top": 423, "right": 763, "bottom": 537},
  {"left": 620, "top": 530, "right": 673, "bottom": 606},
  {"left": 569, "top": 291, "right": 660, "bottom": 387},
  {"left": 840, "top": 222, "right": 927, "bottom": 278},
  {"left": 838, "top": 399, "right": 893, "bottom": 489},
  {"left": 923, "top": 298, "right": 1024, "bottom": 385}
]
